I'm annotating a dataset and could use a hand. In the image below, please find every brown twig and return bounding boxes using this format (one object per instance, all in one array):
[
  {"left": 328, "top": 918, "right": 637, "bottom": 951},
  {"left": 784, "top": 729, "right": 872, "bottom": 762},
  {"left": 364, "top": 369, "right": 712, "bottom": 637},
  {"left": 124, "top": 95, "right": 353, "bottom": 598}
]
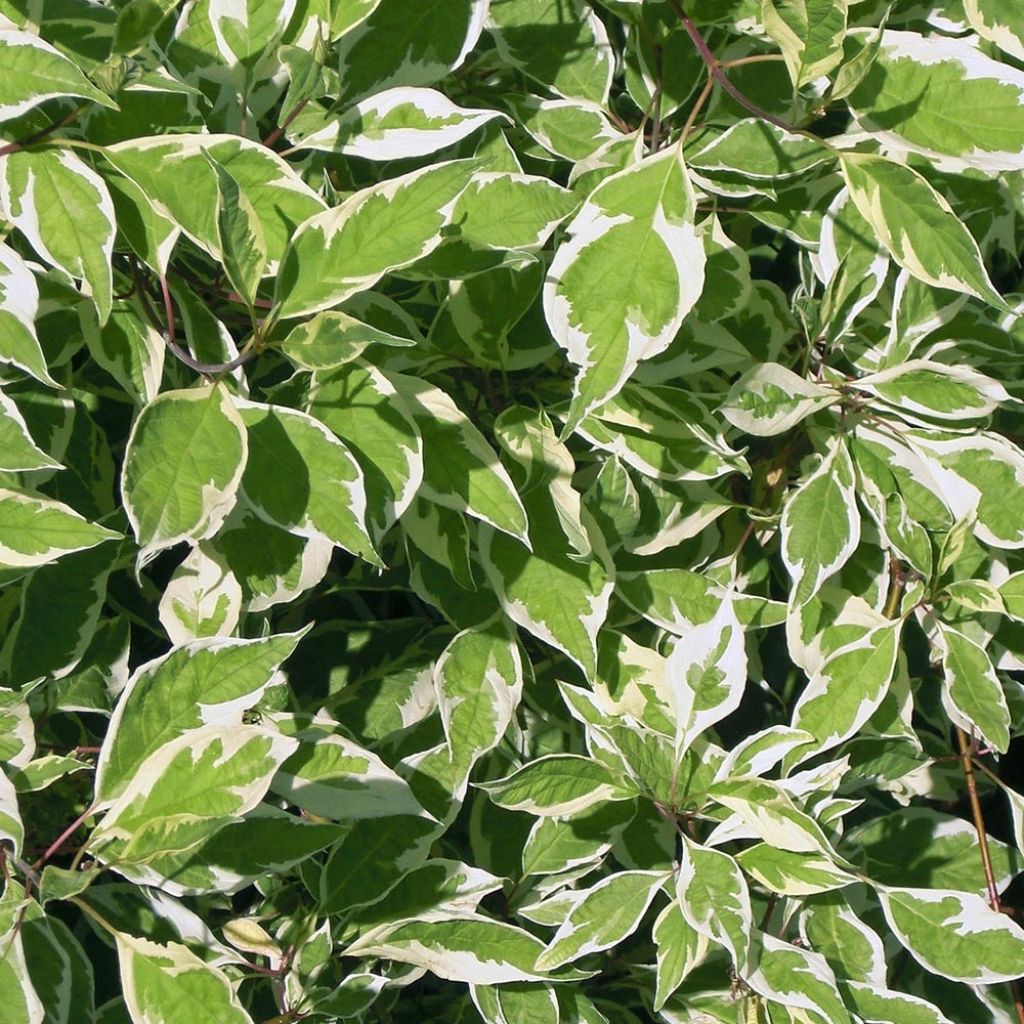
[
  {"left": 667, "top": 0, "right": 798, "bottom": 133},
  {"left": 34, "top": 805, "right": 95, "bottom": 869},
  {"left": 0, "top": 103, "right": 88, "bottom": 158},
  {"left": 157, "top": 275, "right": 258, "bottom": 376},
  {"left": 956, "top": 728, "right": 1024, "bottom": 1024},
  {"left": 263, "top": 97, "right": 311, "bottom": 149},
  {"left": 681, "top": 75, "right": 714, "bottom": 147}
]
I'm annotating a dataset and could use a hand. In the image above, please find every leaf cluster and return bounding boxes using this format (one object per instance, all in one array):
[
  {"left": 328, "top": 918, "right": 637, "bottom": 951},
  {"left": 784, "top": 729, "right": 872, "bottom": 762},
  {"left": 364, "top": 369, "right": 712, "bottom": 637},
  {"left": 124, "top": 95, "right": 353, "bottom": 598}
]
[{"left": 2, "top": 1, "right": 1024, "bottom": 1023}]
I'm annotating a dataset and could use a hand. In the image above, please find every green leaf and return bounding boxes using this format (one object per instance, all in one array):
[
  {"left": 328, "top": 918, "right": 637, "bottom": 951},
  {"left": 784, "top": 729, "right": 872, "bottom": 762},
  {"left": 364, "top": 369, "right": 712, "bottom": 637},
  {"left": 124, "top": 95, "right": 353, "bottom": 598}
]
[
  {"left": 0, "top": 769, "right": 24, "bottom": 859},
  {"left": 800, "top": 892, "right": 886, "bottom": 985},
  {"left": 121, "top": 384, "right": 247, "bottom": 559},
  {"left": 521, "top": 800, "right": 634, "bottom": 877},
  {"left": 934, "top": 622, "right": 1010, "bottom": 753},
  {"left": 274, "top": 159, "right": 477, "bottom": 319},
  {"left": 124, "top": 808, "right": 343, "bottom": 898},
  {"left": 908, "top": 431, "right": 1024, "bottom": 549},
  {"left": 292, "top": 86, "right": 506, "bottom": 158},
  {"left": 236, "top": 399, "right": 378, "bottom": 564},
  {"left": 307, "top": 361, "right": 423, "bottom": 541},
  {"left": 157, "top": 544, "right": 242, "bottom": 644},
  {"left": 853, "top": 360, "right": 1008, "bottom": 424},
  {"left": 653, "top": 901, "right": 706, "bottom": 1011},
  {"left": 792, "top": 620, "right": 902, "bottom": 755},
  {"left": 116, "top": 933, "right": 254, "bottom": 1024},
  {"left": 746, "top": 933, "right": 852, "bottom": 1024},
  {"left": 495, "top": 405, "right": 590, "bottom": 558},
  {"left": 840, "top": 154, "right": 1006, "bottom": 308},
  {"left": 512, "top": 95, "right": 623, "bottom": 162},
  {"left": 489, "top": 0, "right": 613, "bottom": 103},
  {"left": 104, "top": 134, "right": 324, "bottom": 272},
  {"left": 0, "top": 488, "right": 119, "bottom": 569},
  {"left": 81, "top": 297, "right": 165, "bottom": 406},
  {"left": 0, "top": 389, "right": 61, "bottom": 471},
  {"left": 847, "top": 29, "right": 1024, "bottom": 171},
  {"left": 846, "top": 808, "right": 1021, "bottom": 894},
  {"left": 1, "top": 148, "right": 116, "bottom": 323},
  {"left": 435, "top": 622, "right": 523, "bottom": 770},
  {"left": 544, "top": 147, "right": 705, "bottom": 427},
  {"left": 0, "top": 242, "right": 57, "bottom": 387},
  {"left": 95, "top": 631, "right": 304, "bottom": 803},
  {"left": 103, "top": 171, "right": 180, "bottom": 277},
  {"left": 271, "top": 732, "right": 426, "bottom": 820},
  {"left": 319, "top": 814, "right": 440, "bottom": 914},
  {"left": 208, "top": 156, "right": 266, "bottom": 311},
  {"left": 334, "top": 0, "right": 487, "bottom": 104},
  {"left": 535, "top": 870, "right": 665, "bottom": 970},
  {"left": 676, "top": 836, "right": 753, "bottom": 971},
  {"left": 0, "top": 883, "right": 43, "bottom": 1024},
  {"left": 0, "top": 28, "right": 117, "bottom": 121},
  {"left": 964, "top": 0, "right": 1024, "bottom": 61},
  {"left": 575, "top": 383, "right": 747, "bottom": 482},
  {"left": 280, "top": 310, "right": 415, "bottom": 371},
  {"left": 479, "top": 488, "right": 613, "bottom": 677},
  {"left": 762, "top": 0, "right": 848, "bottom": 87},
  {"left": 689, "top": 119, "right": 833, "bottom": 180},
  {"left": 479, "top": 755, "right": 633, "bottom": 817},
  {"left": 721, "top": 362, "right": 838, "bottom": 436},
  {"left": 345, "top": 916, "right": 562, "bottom": 984},
  {"left": 842, "top": 983, "right": 955, "bottom": 1024},
  {"left": 736, "top": 845, "right": 858, "bottom": 896},
  {"left": 666, "top": 593, "right": 747, "bottom": 752},
  {"left": 0, "top": 542, "right": 115, "bottom": 685},
  {"left": 707, "top": 777, "right": 836, "bottom": 855},
  {"left": 878, "top": 886, "right": 1024, "bottom": 984},
  {"left": 91, "top": 724, "right": 297, "bottom": 858},
  {"left": 389, "top": 374, "right": 529, "bottom": 543},
  {"left": 780, "top": 436, "right": 860, "bottom": 606}
]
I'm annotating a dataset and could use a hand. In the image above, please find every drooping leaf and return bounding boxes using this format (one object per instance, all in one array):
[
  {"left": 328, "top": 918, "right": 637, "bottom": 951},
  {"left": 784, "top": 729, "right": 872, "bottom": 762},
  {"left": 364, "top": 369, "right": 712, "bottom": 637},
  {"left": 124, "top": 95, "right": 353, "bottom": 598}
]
[
  {"left": 779, "top": 435, "right": 861, "bottom": 606},
  {"left": 544, "top": 147, "right": 705, "bottom": 427},
  {"left": 274, "top": 160, "right": 477, "bottom": 319},
  {"left": 762, "top": 0, "right": 848, "bottom": 87},
  {"left": 1, "top": 148, "right": 116, "bottom": 323},
  {"left": 841, "top": 154, "right": 1006, "bottom": 308},
  {"left": 878, "top": 886, "right": 1024, "bottom": 984},
  {"left": 847, "top": 29, "right": 1024, "bottom": 171},
  {"left": 121, "top": 384, "right": 247, "bottom": 559},
  {"left": 535, "top": 871, "right": 665, "bottom": 970},
  {"left": 0, "top": 28, "right": 116, "bottom": 121}
]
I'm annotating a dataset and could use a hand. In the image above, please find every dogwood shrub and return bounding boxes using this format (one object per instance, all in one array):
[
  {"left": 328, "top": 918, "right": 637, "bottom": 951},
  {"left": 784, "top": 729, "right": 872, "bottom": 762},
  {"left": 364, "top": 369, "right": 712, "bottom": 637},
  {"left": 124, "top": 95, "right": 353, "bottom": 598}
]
[{"left": 2, "top": 1, "right": 1024, "bottom": 1022}]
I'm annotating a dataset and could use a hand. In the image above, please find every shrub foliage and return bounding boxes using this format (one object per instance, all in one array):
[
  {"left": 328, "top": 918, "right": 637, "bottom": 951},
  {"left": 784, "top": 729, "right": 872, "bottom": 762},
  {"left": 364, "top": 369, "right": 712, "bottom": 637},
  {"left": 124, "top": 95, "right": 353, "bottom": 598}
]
[{"left": 2, "top": 1, "right": 1024, "bottom": 1022}]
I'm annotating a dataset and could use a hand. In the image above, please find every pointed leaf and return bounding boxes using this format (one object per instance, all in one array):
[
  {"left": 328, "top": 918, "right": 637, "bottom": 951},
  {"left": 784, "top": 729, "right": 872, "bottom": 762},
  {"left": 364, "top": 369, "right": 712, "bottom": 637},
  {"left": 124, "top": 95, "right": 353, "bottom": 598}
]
[
  {"left": 274, "top": 160, "right": 477, "bottom": 319},
  {"left": 0, "top": 489, "right": 119, "bottom": 569},
  {"left": 121, "top": 384, "right": 247, "bottom": 559},
  {"left": 666, "top": 593, "right": 747, "bottom": 753},
  {"left": 535, "top": 871, "right": 665, "bottom": 970},
  {"left": 879, "top": 886, "right": 1024, "bottom": 984},
  {"left": 116, "top": 933, "right": 254, "bottom": 1024},
  {"left": 841, "top": 154, "right": 1005, "bottom": 308},
  {"left": 479, "top": 755, "right": 633, "bottom": 817},
  {"left": 1, "top": 149, "right": 116, "bottom": 323},
  {"left": 544, "top": 147, "right": 705, "bottom": 427}
]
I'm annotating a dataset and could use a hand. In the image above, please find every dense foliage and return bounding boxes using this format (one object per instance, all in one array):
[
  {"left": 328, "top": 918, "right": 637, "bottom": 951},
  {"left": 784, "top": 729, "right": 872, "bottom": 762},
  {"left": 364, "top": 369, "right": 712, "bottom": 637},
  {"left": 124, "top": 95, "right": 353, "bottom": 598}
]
[{"left": 2, "top": 0, "right": 1024, "bottom": 1021}]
